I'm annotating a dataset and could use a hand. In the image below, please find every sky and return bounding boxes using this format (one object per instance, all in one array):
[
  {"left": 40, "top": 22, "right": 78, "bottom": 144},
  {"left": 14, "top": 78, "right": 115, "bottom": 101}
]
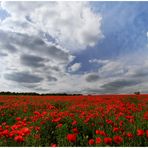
[{"left": 0, "top": 1, "right": 148, "bottom": 94}]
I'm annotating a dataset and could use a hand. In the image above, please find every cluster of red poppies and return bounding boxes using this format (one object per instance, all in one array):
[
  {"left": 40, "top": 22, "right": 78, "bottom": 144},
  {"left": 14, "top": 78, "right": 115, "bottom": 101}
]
[{"left": 0, "top": 95, "right": 148, "bottom": 146}]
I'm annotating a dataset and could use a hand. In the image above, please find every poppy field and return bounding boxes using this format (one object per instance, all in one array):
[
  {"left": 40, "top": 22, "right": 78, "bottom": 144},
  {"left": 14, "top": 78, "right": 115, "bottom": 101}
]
[{"left": 0, "top": 94, "right": 148, "bottom": 146}]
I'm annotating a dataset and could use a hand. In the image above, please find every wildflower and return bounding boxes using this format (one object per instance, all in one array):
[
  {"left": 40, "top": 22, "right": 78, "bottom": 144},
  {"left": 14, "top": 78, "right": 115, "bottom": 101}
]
[
  {"left": 113, "top": 127, "right": 119, "bottom": 132},
  {"left": 113, "top": 135, "right": 123, "bottom": 144},
  {"left": 14, "top": 135, "right": 24, "bottom": 142},
  {"left": 143, "top": 112, "right": 148, "bottom": 120},
  {"left": 34, "top": 134, "right": 40, "bottom": 139},
  {"left": 16, "top": 117, "right": 21, "bottom": 121},
  {"left": 119, "top": 121, "right": 123, "bottom": 127},
  {"left": 88, "top": 139, "right": 95, "bottom": 145},
  {"left": 106, "top": 119, "right": 114, "bottom": 125},
  {"left": 21, "top": 127, "right": 30, "bottom": 135},
  {"left": 0, "top": 126, "right": 3, "bottom": 132},
  {"left": 35, "top": 126, "right": 40, "bottom": 131},
  {"left": 96, "top": 137, "right": 102, "bottom": 144},
  {"left": 34, "top": 111, "right": 40, "bottom": 116},
  {"left": 56, "top": 124, "right": 63, "bottom": 128},
  {"left": 104, "top": 137, "right": 112, "bottom": 145},
  {"left": 51, "top": 143, "right": 57, "bottom": 147},
  {"left": 2, "top": 129, "right": 9, "bottom": 136},
  {"left": 52, "top": 117, "right": 61, "bottom": 123},
  {"left": 96, "top": 129, "right": 100, "bottom": 135},
  {"left": 73, "top": 128, "right": 79, "bottom": 134},
  {"left": 72, "top": 120, "right": 77, "bottom": 126},
  {"left": 137, "top": 129, "right": 144, "bottom": 136},
  {"left": 146, "top": 130, "right": 148, "bottom": 138},
  {"left": 67, "top": 134, "right": 76, "bottom": 142},
  {"left": 127, "top": 132, "right": 133, "bottom": 139}
]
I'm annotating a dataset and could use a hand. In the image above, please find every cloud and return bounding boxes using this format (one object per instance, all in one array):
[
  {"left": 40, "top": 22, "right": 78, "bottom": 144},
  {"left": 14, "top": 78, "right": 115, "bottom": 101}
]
[
  {"left": 0, "top": 29, "right": 74, "bottom": 64},
  {"left": 99, "top": 61, "right": 125, "bottom": 77},
  {"left": 0, "top": 29, "right": 74, "bottom": 90},
  {"left": 4, "top": 72, "right": 43, "bottom": 83},
  {"left": 1, "top": 1, "right": 148, "bottom": 94},
  {"left": 0, "top": 52, "right": 7, "bottom": 57},
  {"left": 20, "top": 54, "right": 45, "bottom": 68},
  {"left": 101, "top": 79, "right": 141, "bottom": 92},
  {"left": 68, "top": 63, "right": 81, "bottom": 72},
  {"left": 0, "top": 30, "right": 18, "bottom": 53},
  {"left": 1, "top": 1, "right": 103, "bottom": 51},
  {"left": 85, "top": 73, "right": 100, "bottom": 82},
  {"left": 47, "top": 76, "right": 57, "bottom": 82},
  {"left": 89, "top": 59, "right": 109, "bottom": 65}
]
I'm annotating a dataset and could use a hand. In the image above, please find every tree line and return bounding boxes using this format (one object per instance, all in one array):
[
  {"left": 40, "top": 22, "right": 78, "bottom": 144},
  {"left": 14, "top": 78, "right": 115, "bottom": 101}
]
[{"left": 0, "top": 91, "right": 82, "bottom": 96}]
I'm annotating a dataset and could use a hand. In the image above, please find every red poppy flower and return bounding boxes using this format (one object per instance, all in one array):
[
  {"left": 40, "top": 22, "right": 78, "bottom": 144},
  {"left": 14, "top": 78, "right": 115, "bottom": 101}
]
[
  {"left": 34, "top": 134, "right": 40, "bottom": 139},
  {"left": 2, "top": 129, "right": 9, "bottom": 136},
  {"left": 51, "top": 143, "right": 57, "bottom": 147},
  {"left": 16, "top": 117, "right": 21, "bottom": 121},
  {"left": 35, "top": 126, "right": 40, "bottom": 131},
  {"left": 127, "top": 132, "right": 133, "bottom": 138},
  {"left": 73, "top": 128, "right": 79, "bottom": 134},
  {"left": 72, "top": 120, "right": 77, "bottom": 126},
  {"left": 113, "top": 135, "right": 123, "bottom": 144},
  {"left": 96, "top": 137, "right": 102, "bottom": 144},
  {"left": 143, "top": 112, "right": 148, "bottom": 120},
  {"left": 52, "top": 117, "right": 61, "bottom": 123},
  {"left": 21, "top": 127, "right": 30, "bottom": 135},
  {"left": 67, "top": 134, "right": 76, "bottom": 142},
  {"left": 104, "top": 137, "right": 112, "bottom": 145},
  {"left": 88, "top": 139, "right": 95, "bottom": 145},
  {"left": 56, "top": 124, "right": 63, "bottom": 128},
  {"left": 14, "top": 135, "right": 24, "bottom": 142},
  {"left": 146, "top": 130, "right": 148, "bottom": 138},
  {"left": 113, "top": 127, "right": 119, "bottom": 132},
  {"left": 0, "top": 126, "right": 3, "bottom": 132},
  {"left": 34, "top": 111, "right": 40, "bottom": 116},
  {"left": 96, "top": 129, "right": 100, "bottom": 135},
  {"left": 137, "top": 129, "right": 144, "bottom": 136}
]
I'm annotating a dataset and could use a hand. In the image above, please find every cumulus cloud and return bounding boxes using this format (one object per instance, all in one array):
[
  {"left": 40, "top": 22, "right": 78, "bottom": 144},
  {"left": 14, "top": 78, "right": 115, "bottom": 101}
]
[
  {"left": 4, "top": 72, "right": 43, "bottom": 83},
  {"left": 68, "top": 63, "right": 81, "bottom": 72},
  {"left": 47, "top": 76, "right": 57, "bottom": 82},
  {"left": 89, "top": 59, "right": 109, "bottom": 65},
  {"left": 1, "top": 1, "right": 103, "bottom": 51},
  {"left": 1, "top": 1, "right": 147, "bottom": 94},
  {"left": 20, "top": 54, "right": 45, "bottom": 68},
  {"left": 85, "top": 73, "right": 100, "bottom": 82},
  {"left": 101, "top": 79, "right": 141, "bottom": 91}
]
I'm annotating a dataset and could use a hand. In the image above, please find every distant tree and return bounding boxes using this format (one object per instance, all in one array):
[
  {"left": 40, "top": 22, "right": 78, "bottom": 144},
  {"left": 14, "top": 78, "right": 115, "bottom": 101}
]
[
  {"left": 0, "top": 91, "right": 82, "bottom": 96},
  {"left": 134, "top": 91, "right": 140, "bottom": 95}
]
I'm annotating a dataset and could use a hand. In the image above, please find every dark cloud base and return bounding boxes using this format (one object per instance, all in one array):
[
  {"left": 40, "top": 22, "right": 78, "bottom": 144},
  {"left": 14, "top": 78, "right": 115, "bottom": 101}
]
[{"left": 4, "top": 72, "right": 43, "bottom": 83}]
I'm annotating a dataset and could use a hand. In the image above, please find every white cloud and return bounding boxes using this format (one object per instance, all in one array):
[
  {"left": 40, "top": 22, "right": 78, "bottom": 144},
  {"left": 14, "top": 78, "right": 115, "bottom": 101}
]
[
  {"left": 1, "top": 2, "right": 148, "bottom": 94},
  {"left": 98, "top": 61, "right": 125, "bottom": 77},
  {"left": 89, "top": 59, "right": 109, "bottom": 64},
  {"left": 68, "top": 63, "right": 81, "bottom": 72},
  {"left": 1, "top": 1, "right": 103, "bottom": 51}
]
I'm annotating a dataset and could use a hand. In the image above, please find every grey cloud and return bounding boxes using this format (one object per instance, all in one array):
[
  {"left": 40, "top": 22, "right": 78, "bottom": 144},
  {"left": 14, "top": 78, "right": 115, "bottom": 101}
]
[
  {"left": 34, "top": 87, "right": 49, "bottom": 92},
  {"left": 46, "top": 46, "right": 69, "bottom": 63},
  {"left": 11, "top": 32, "right": 70, "bottom": 62},
  {"left": 47, "top": 75, "right": 57, "bottom": 82},
  {"left": 0, "top": 30, "right": 18, "bottom": 53},
  {"left": 101, "top": 79, "right": 141, "bottom": 91},
  {"left": 85, "top": 74, "right": 100, "bottom": 82},
  {"left": 4, "top": 72, "right": 43, "bottom": 83},
  {"left": 132, "top": 69, "right": 148, "bottom": 77},
  {"left": 0, "top": 29, "right": 71, "bottom": 63},
  {"left": 0, "top": 52, "right": 8, "bottom": 57},
  {"left": 83, "top": 88, "right": 103, "bottom": 94},
  {"left": 23, "top": 84, "right": 38, "bottom": 88},
  {"left": 21, "top": 54, "right": 45, "bottom": 68}
]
